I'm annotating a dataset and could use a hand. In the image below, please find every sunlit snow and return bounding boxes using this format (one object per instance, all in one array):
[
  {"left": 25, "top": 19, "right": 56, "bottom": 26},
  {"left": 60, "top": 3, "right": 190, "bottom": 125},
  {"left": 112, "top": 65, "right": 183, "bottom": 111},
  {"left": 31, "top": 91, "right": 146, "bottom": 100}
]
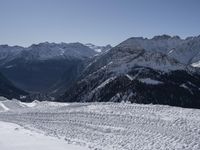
[{"left": 0, "top": 98, "right": 200, "bottom": 150}]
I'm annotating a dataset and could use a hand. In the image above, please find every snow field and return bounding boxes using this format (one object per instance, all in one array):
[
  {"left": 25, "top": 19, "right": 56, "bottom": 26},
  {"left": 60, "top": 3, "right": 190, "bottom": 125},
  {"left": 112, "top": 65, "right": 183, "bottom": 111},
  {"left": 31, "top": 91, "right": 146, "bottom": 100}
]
[
  {"left": 0, "top": 101, "right": 200, "bottom": 150},
  {"left": 0, "top": 121, "right": 89, "bottom": 150}
]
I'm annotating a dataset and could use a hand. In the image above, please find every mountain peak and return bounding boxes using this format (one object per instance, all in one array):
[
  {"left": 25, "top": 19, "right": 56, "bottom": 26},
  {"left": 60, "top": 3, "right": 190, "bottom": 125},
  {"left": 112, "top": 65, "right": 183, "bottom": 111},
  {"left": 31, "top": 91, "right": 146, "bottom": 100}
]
[{"left": 152, "top": 34, "right": 172, "bottom": 40}]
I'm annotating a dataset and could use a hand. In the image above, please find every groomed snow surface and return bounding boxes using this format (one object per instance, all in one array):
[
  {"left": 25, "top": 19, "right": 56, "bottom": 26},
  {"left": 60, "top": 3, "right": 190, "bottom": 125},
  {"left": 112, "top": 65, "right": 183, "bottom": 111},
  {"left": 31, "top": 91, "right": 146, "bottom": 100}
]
[
  {"left": 0, "top": 121, "right": 89, "bottom": 150},
  {"left": 0, "top": 98, "right": 200, "bottom": 150}
]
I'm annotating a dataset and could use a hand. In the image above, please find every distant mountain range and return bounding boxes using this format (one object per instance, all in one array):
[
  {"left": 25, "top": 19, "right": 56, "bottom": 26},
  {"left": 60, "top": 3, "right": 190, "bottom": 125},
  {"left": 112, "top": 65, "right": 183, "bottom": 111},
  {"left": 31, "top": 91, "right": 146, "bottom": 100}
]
[
  {"left": 0, "top": 42, "right": 112, "bottom": 100},
  {"left": 0, "top": 35, "right": 200, "bottom": 108}
]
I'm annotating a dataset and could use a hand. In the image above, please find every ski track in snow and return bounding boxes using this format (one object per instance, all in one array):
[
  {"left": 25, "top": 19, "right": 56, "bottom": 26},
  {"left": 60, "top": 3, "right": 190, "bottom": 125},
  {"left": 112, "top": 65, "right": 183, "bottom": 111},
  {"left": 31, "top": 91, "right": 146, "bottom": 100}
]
[{"left": 0, "top": 102, "right": 200, "bottom": 150}]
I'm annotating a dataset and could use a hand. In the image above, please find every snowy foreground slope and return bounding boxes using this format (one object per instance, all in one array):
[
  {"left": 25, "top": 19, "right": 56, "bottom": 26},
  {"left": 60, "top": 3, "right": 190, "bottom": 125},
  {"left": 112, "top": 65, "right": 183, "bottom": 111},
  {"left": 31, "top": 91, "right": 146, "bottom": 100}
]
[
  {"left": 0, "top": 100, "right": 200, "bottom": 150},
  {"left": 0, "top": 121, "right": 88, "bottom": 150}
]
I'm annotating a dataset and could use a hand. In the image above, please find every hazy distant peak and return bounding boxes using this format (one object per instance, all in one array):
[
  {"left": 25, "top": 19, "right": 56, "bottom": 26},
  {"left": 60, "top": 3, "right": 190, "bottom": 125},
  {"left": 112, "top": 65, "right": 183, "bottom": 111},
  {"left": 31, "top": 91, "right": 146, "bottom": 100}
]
[{"left": 85, "top": 43, "right": 112, "bottom": 53}]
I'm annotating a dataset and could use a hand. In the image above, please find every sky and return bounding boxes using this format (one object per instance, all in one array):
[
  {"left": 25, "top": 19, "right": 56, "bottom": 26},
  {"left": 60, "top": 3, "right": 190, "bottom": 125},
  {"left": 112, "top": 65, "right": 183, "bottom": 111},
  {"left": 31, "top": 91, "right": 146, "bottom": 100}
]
[{"left": 0, "top": 0, "right": 200, "bottom": 47}]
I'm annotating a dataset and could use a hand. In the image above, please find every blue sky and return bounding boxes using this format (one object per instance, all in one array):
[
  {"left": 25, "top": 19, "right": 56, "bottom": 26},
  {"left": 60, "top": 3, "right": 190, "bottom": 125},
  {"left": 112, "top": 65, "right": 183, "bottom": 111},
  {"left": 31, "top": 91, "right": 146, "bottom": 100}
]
[{"left": 0, "top": 0, "right": 200, "bottom": 46}]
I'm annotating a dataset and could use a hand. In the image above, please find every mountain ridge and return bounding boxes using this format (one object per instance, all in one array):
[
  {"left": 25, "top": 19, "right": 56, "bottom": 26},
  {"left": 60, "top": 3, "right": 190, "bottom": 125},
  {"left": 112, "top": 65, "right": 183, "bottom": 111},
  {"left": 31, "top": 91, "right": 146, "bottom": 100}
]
[
  {"left": 60, "top": 35, "right": 200, "bottom": 109},
  {"left": 0, "top": 42, "right": 111, "bottom": 97}
]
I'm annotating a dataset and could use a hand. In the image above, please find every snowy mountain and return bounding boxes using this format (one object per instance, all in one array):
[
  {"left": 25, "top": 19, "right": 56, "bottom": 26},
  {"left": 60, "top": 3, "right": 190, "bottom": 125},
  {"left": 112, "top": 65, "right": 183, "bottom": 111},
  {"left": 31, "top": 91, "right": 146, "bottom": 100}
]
[
  {"left": 118, "top": 35, "right": 200, "bottom": 67},
  {"left": 60, "top": 36, "right": 200, "bottom": 109},
  {"left": 1, "top": 36, "right": 200, "bottom": 106},
  {"left": 0, "top": 45, "right": 24, "bottom": 64},
  {"left": 0, "top": 42, "right": 100, "bottom": 64},
  {"left": 168, "top": 36, "right": 200, "bottom": 65},
  {"left": 0, "top": 42, "right": 101, "bottom": 96},
  {"left": 85, "top": 43, "right": 112, "bottom": 53},
  {"left": 22, "top": 42, "right": 97, "bottom": 61},
  {"left": 117, "top": 35, "right": 184, "bottom": 53}
]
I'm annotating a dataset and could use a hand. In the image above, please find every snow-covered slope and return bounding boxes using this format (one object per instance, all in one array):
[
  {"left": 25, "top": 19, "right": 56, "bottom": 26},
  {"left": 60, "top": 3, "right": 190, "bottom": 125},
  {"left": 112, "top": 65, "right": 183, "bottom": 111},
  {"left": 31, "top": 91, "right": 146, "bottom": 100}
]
[
  {"left": 85, "top": 43, "right": 112, "bottom": 53},
  {"left": 168, "top": 36, "right": 200, "bottom": 65},
  {"left": 0, "top": 42, "right": 99, "bottom": 63},
  {"left": 0, "top": 97, "right": 70, "bottom": 112},
  {"left": 61, "top": 37, "right": 200, "bottom": 108},
  {"left": 0, "top": 101, "right": 200, "bottom": 150},
  {"left": 118, "top": 35, "right": 200, "bottom": 67},
  {"left": 0, "top": 45, "right": 24, "bottom": 64},
  {"left": 0, "top": 42, "right": 110, "bottom": 63},
  {"left": 0, "top": 121, "right": 88, "bottom": 150},
  {"left": 117, "top": 35, "right": 185, "bottom": 53},
  {"left": 22, "top": 42, "right": 97, "bottom": 61}
]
